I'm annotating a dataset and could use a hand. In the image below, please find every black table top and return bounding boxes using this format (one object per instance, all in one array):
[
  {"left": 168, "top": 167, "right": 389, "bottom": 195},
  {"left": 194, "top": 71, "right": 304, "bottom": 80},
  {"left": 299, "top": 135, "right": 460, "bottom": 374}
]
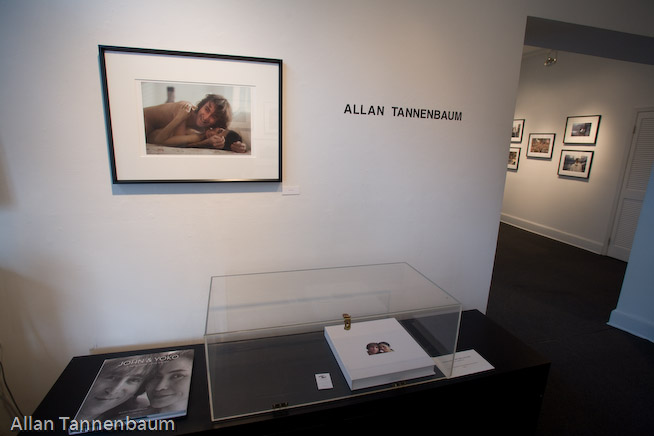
[{"left": 22, "top": 310, "right": 549, "bottom": 435}]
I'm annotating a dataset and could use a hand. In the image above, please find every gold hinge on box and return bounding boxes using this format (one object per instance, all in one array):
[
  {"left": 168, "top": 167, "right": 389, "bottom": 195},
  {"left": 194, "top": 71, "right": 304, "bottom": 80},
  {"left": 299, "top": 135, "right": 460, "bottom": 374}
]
[{"left": 343, "top": 313, "right": 351, "bottom": 330}]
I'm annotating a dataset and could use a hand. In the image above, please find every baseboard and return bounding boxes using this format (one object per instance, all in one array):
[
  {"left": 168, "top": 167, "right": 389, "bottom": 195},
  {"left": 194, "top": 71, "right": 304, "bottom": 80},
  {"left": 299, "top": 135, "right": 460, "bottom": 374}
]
[
  {"left": 608, "top": 309, "right": 654, "bottom": 342},
  {"left": 500, "top": 213, "right": 604, "bottom": 254}
]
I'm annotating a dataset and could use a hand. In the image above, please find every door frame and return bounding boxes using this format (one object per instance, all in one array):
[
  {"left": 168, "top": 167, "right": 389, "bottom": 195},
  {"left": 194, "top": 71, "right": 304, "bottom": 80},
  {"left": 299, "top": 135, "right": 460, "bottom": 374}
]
[{"left": 603, "top": 106, "right": 654, "bottom": 259}]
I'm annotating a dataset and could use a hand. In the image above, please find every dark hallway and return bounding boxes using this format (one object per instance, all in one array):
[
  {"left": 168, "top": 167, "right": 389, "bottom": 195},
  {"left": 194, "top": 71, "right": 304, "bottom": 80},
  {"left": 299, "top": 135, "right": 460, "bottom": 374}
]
[{"left": 486, "top": 223, "right": 654, "bottom": 435}]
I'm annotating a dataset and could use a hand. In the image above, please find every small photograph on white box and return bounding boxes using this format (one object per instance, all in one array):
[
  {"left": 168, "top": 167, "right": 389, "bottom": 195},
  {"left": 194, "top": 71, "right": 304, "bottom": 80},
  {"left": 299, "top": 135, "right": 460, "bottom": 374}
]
[{"left": 366, "top": 341, "right": 394, "bottom": 355}]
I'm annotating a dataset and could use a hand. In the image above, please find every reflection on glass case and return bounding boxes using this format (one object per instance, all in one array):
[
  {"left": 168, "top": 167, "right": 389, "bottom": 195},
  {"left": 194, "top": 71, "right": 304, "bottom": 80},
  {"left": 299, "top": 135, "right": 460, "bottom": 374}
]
[{"left": 204, "top": 263, "right": 462, "bottom": 422}]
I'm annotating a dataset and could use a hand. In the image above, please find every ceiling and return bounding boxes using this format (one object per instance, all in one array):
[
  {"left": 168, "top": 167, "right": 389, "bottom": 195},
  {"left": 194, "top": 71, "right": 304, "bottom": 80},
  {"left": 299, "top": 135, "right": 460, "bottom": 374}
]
[
  {"left": 522, "top": 45, "right": 545, "bottom": 57},
  {"left": 524, "top": 17, "right": 654, "bottom": 65}
]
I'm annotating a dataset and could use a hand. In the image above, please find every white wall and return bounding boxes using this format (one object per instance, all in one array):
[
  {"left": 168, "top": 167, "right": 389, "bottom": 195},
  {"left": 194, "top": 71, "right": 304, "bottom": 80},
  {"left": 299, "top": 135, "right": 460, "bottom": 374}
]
[
  {"left": 1, "top": 0, "right": 653, "bottom": 422},
  {"left": 502, "top": 49, "right": 654, "bottom": 252},
  {"left": 0, "top": 0, "right": 527, "bottom": 415},
  {"left": 609, "top": 169, "right": 654, "bottom": 341}
]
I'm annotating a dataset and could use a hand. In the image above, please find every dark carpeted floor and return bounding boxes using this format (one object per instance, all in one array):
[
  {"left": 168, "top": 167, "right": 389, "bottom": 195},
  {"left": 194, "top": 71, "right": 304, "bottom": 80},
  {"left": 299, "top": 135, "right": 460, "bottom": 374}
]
[{"left": 486, "top": 223, "right": 654, "bottom": 436}]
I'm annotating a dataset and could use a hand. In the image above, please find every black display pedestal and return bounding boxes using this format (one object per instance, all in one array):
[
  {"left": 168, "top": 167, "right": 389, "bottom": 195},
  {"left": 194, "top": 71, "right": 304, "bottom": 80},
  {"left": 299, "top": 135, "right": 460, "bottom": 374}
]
[{"left": 23, "top": 310, "right": 549, "bottom": 435}]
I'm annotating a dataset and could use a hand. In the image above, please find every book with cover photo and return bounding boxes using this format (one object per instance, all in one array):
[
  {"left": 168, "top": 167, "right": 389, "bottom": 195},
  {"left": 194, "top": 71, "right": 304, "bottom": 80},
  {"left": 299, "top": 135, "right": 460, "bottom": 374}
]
[
  {"left": 324, "top": 317, "right": 435, "bottom": 390},
  {"left": 69, "top": 349, "right": 194, "bottom": 434}
]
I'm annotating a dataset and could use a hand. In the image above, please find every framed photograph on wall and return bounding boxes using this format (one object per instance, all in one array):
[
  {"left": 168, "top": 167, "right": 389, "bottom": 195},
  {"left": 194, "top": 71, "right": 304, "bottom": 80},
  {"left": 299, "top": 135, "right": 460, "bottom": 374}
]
[
  {"left": 99, "top": 45, "right": 282, "bottom": 183},
  {"left": 526, "top": 133, "right": 556, "bottom": 159},
  {"left": 508, "top": 147, "right": 521, "bottom": 170},
  {"left": 511, "top": 119, "right": 525, "bottom": 143},
  {"left": 563, "top": 115, "right": 601, "bottom": 145},
  {"left": 558, "top": 149, "right": 594, "bottom": 179}
]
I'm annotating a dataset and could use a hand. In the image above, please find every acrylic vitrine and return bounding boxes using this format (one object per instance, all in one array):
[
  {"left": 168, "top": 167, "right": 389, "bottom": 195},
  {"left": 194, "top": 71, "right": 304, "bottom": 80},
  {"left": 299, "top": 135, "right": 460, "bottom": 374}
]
[{"left": 204, "top": 262, "right": 462, "bottom": 422}]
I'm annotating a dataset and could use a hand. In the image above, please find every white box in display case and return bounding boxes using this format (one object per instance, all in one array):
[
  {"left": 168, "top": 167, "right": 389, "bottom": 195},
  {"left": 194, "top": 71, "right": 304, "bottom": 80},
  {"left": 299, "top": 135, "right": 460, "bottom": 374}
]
[
  {"left": 204, "top": 262, "right": 462, "bottom": 422},
  {"left": 324, "top": 317, "right": 436, "bottom": 390}
]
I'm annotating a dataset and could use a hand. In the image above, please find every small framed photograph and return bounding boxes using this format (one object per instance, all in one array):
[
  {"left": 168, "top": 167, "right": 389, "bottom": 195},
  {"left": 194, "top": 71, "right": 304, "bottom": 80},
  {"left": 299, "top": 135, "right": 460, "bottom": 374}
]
[
  {"left": 563, "top": 115, "right": 601, "bottom": 145},
  {"left": 526, "top": 133, "right": 556, "bottom": 159},
  {"left": 508, "top": 147, "right": 521, "bottom": 170},
  {"left": 99, "top": 46, "right": 282, "bottom": 183},
  {"left": 511, "top": 119, "right": 525, "bottom": 143},
  {"left": 558, "top": 149, "right": 594, "bottom": 179}
]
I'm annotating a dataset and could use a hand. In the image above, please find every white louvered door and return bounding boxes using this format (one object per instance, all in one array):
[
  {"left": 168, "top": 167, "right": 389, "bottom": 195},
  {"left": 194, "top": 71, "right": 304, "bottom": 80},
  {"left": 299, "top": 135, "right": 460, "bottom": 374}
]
[{"left": 608, "top": 110, "right": 654, "bottom": 261}]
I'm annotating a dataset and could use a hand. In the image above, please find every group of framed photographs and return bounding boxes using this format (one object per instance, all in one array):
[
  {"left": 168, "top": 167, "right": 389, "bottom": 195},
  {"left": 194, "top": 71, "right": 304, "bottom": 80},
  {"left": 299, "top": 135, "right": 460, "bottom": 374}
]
[{"left": 509, "top": 115, "right": 600, "bottom": 179}]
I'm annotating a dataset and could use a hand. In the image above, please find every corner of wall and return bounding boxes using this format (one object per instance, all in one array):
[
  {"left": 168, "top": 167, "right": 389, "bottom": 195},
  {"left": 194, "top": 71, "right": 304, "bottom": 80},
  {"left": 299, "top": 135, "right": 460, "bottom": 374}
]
[{"left": 608, "top": 309, "right": 654, "bottom": 342}]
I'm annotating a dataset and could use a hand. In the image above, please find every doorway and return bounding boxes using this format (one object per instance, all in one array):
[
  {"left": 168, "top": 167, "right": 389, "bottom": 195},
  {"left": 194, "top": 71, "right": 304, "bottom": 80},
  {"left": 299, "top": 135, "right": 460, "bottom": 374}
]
[{"left": 518, "top": 17, "right": 654, "bottom": 258}]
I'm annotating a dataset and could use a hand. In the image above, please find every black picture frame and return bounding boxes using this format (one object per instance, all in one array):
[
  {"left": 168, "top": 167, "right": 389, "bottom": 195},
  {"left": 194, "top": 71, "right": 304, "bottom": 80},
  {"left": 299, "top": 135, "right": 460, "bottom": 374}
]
[
  {"left": 526, "top": 133, "right": 556, "bottom": 159},
  {"left": 563, "top": 115, "right": 601, "bottom": 145},
  {"left": 508, "top": 147, "right": 521, "bottom": 170},
  {"left": 558, "top": 149, "right": 594, "bottom": 179},
  {"left": 511, "top": 119, "right": 525, "bottom": 143},
  {"left": 99, "top": 45, "right": 282, "bottom": 183}
]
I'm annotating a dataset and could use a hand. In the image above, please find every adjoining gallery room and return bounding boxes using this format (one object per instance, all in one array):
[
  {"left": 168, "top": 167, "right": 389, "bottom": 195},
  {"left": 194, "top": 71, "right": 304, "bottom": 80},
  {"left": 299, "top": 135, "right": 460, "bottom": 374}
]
[
  {"left": 1, "top": 1, "right": 653, "bottom": 436},
  {"left": 488, "top": 16, "right": 654, "bottom": 435}
]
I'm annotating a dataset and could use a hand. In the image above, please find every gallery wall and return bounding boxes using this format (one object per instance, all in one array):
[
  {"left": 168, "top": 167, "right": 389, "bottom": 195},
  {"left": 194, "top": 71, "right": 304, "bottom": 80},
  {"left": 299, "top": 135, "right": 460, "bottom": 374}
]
[
  {"left": 0, "top": 0, "right": 527, "bottom": 415},
  {"left": 1, "top": 0, "right": 653, "bottom": 420},
  {"left": 502, "top": 48, "right": 654, "bottom": 252}
]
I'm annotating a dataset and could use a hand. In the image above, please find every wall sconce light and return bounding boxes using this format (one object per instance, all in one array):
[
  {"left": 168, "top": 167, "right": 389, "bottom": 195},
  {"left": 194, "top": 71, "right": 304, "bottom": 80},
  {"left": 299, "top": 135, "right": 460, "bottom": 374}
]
[{"left": 544, "top": 50, "right": 558, "bottom": 66}]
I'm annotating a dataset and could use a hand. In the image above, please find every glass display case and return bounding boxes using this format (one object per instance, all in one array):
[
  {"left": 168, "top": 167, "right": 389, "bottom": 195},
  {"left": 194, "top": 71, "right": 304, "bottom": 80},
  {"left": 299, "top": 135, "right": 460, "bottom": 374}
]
[{"left": 204, "top": 262, "right": 462, "bottom": 422}]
